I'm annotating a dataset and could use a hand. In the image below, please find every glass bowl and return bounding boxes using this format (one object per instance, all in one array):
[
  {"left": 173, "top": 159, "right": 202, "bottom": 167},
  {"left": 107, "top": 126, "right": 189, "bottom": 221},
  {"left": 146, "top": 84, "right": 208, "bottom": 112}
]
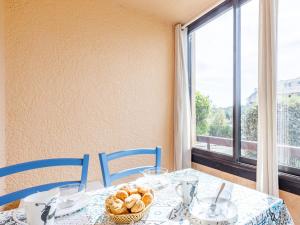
[{"left": 142, "top": 167, "right": 169, "bottom": 190}]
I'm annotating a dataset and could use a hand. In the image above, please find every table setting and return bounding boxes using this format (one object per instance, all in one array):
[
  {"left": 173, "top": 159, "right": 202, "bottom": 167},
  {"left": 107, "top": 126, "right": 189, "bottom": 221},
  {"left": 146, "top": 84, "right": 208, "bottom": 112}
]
[{"left": 0, "top": 168, "right": 294, "bottom": 225}]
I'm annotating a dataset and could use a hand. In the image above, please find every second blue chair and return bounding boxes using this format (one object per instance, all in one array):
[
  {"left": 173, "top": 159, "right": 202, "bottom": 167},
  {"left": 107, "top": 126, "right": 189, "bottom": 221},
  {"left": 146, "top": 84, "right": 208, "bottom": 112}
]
[{"left": 99, "top": 146, "right": 161, "bottom": 187}]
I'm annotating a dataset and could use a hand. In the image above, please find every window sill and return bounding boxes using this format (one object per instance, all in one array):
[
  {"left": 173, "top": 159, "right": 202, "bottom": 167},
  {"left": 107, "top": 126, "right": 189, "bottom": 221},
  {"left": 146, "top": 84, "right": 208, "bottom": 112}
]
[{"left": 192, "top": 147, "right": 300, "bottom": 195}]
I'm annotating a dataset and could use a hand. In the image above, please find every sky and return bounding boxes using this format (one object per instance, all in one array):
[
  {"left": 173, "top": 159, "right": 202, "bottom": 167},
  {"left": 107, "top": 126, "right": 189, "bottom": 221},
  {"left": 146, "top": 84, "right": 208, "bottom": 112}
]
[{"left": 193, "top": 0, "right": 300, "bottom": 107}]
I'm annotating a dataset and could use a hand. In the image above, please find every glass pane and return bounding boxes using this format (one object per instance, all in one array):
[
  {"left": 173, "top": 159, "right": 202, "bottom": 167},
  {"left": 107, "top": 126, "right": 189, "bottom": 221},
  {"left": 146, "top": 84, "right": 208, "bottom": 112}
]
[
  {"left": 277, "top": 0, "right": 300, "bottom": 169},
  {"left": 240, "top": 0, "right": 259, "bottom": 160},
  {"left": 193, "top": 8, "right": 233, "bottom": 156}
]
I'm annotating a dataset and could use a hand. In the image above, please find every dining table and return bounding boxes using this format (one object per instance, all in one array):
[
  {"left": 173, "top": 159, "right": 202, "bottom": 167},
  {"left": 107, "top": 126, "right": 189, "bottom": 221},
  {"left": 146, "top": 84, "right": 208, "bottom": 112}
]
[{"left": 0, "top": 168, "right": 294, "bottom": 225}]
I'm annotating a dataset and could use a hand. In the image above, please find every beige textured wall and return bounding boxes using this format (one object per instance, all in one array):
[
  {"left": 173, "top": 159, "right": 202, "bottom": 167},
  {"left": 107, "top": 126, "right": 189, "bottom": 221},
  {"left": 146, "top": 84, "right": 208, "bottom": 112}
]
[
  {"left": 4, "top": 0, "right": 174, "bottom": 193},
  {"left": 192, "top": 163, "right": 300, "bottom": 224},
  {"left": 0, "top": 0, "right": 6, "bottom": 196}
]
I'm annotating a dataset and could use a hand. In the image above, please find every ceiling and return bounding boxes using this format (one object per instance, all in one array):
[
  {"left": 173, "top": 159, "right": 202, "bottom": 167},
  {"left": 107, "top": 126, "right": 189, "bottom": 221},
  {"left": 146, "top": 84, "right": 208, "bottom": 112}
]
[{"left": 112, "top": 0, "right": 224, "bottom": 25}]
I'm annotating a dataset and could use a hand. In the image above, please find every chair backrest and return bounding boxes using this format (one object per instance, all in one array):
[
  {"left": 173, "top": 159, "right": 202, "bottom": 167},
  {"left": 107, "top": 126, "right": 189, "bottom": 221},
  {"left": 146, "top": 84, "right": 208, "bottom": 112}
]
[
  {"left": 0, "top": 154, "right": 89, "bottom": 206},
  {"left": 99, "top": 147, "right": 161, "bottom": 187}
]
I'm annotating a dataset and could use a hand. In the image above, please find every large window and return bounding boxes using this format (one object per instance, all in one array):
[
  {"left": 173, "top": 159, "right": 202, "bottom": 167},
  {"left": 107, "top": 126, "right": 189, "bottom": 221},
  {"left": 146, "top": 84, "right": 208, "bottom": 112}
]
[
  {"left": 194, "top": 8, "right": 233, "bottom": 156},
  {"left": 277, "top": 0, "right": 300, "bottom": 170},
  {"left": 190, "top": 0, "right": 259, "bottom": 162},
  {"left": 240, "top": 0, "right": 258, "bottom": 160},
  {"left": 189, "top": 0, "right": 300, "bottom": 193}
]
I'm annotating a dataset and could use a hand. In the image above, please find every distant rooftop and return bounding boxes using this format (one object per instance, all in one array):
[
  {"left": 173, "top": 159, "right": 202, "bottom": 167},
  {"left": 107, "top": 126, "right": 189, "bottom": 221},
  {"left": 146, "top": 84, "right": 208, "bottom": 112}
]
[{"left": 247, "top": 77, "right": 300, "bottom": 105}]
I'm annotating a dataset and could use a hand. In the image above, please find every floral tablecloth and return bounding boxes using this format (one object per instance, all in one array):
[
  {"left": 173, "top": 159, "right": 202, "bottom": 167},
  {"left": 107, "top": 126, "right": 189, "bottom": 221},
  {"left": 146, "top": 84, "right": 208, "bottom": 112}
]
[{"left": 0, "top": 169, "right": 294, "bottom": 225}]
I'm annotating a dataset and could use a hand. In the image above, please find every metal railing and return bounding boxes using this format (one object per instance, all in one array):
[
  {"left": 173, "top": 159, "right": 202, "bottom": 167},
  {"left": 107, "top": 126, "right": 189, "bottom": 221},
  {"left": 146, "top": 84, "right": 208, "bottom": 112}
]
[{"left": 196, "top": 135, "right": 300, "bottom": 158}]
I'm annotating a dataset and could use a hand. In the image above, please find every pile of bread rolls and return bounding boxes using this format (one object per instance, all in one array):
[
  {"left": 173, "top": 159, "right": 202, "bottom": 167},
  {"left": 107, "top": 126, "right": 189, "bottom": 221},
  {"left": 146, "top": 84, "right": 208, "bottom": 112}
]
[{"left": 105, "top": 184, "right": 154, "bottom": 215}]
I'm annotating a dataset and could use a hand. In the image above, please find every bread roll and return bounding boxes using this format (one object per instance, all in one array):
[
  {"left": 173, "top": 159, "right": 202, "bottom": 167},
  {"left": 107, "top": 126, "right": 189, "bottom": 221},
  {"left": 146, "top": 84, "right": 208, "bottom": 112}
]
[
  {"left": 115, "top": 190, "right": 128, "bottom": 201},
  {"left": 124, "top": 193, "right": 141, "bottom": 208},
  {"left": 141, "top": 192, "right": 153, "bottom": 206},
  {"left": 124, "top": 196, "right": 137, "bottom": 209},
  {"left": 131, "top": 200, "right": 145, "bottom": 213},
  {"left": 137, "top": 186, "right": 149, "bottom": 195},
  {"left": 110, "top": 205, "right": 128, "bottom": 215},
  {"left": 128, "top": 188, "right": 139, "bottom": 195},
  {"left": 110, "top": 199, "right": 128, "bottom": 215},
  {"left": 119, "top": 184, "right": 131, "bottom": 194},
  {"left": 130, "top": 193, "right": 141, "bottom": 200},
  {"left": 105, "top": 195, "right": 118, "bottom": 206}
]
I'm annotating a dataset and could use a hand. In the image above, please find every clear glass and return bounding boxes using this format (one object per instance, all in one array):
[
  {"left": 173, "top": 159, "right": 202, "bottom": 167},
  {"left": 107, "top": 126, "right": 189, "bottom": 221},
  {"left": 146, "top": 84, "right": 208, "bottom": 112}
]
[
  {"left": 193, "top": 8, "right": 233, "bottom": 156},
  {"left": 143, "top": 167, "right": 168, "bottom": 176},
  {"left": 240, "top": 0, "right": 259, "bottom": 160},
  {"left": 59, "top": 183, "right": 85, "bottom": 209},
  {"left": 277, "top": 0, "right": 300, "bottom": 169},
  {"left": 142, "top": 167, "right": 169, "bottom": 189}
]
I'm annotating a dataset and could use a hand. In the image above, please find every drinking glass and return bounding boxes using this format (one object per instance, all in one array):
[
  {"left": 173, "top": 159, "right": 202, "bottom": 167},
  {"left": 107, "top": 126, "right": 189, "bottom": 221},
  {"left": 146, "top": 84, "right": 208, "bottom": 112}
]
[
  {"left": 59, "top": 184, "right": 85, "bottom": 209},
  {"left": 142, "top": 167, "right": 169, "bottom": 190}
]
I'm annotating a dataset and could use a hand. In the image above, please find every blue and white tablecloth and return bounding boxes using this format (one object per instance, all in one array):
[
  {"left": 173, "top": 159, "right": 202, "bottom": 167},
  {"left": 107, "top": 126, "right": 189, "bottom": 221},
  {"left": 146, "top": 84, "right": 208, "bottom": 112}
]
[{"left": 0, "top": 169, "right": 294, "bottom": 225}]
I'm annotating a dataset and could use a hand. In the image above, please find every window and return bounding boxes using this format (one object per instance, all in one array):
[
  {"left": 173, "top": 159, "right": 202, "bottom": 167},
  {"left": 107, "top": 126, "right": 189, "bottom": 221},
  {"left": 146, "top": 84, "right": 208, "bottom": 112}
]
[
  {"left": 189, "top": 0, "right": 300, "bottom": 194},
  {"left": 240, "top": 0, "right": 259, "bottom": 160},
  {"left": 277, "top": 0, "right": 300, "bottom": 170},
  {"left": 193, "top": 8, "right": 233, "bottom": 156},
  {"left": 190, "top": 0, "right": 259, "bottom": 161}
]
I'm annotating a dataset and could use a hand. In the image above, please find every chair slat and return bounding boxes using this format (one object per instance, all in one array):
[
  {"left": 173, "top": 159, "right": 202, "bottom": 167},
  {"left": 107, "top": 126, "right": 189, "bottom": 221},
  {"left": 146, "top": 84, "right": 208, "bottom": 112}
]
[
  {"left": 99, "top": 146, "right": 162, "bottom": 187},
  {"left": 80, "top": 154, "right": 90, "bottom": 191},
  {"left": 0, "top": 158, "right": 83, "bottom": 177},
  {"left": 107, "top": 149, "right": 157, "bottom": 161},
  {"left": 99, "top": 153, "right": 111, "bottom": 187}
]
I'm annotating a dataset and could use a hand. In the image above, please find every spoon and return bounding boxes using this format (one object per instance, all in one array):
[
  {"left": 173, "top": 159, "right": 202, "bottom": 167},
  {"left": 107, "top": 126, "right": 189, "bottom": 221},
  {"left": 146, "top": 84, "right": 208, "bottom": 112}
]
[{"left": 209, "top": 182, "right": 226, "bottom": 214}]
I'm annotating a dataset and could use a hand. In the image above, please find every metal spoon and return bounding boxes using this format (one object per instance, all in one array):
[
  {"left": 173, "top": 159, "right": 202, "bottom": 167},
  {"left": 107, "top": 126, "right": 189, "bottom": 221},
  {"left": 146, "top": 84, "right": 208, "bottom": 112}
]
[{"left": 210, "top": 182, "right": 226, "bottom": 214}]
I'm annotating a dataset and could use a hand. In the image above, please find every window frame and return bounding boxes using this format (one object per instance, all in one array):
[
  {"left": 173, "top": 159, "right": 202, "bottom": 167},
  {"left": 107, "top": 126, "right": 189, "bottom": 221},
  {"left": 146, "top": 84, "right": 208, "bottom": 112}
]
[{"left": 188, "top": 0, "right": 300, "bottom": 195}]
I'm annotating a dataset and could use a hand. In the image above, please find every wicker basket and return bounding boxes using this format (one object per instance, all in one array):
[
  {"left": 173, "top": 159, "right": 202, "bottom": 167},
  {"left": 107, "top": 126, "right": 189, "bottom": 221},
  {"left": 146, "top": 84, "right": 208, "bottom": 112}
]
[{"left": 105, "top": 191, "right": 154, "bottom": 224}]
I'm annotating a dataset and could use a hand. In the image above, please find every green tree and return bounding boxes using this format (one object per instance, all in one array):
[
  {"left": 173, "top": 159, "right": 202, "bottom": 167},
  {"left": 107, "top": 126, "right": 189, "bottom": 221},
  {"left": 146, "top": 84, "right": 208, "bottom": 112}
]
[
  {"left": 278, "top": 95, "right": 300, "bottom": 146},
  {"left": 208, "top": 108, "right": 232, "bottom": 138},
  {"left": 241, "top": 104, "right": 258, "bottom": 141},
  {"left": 241, "top": 96, "right": 300, "bottom": 166},
  {"left": 241, "top": 95, "right": 300, "bottom": 146},
  {"left": 195, "top": 92, "right": 211, "bottom": 135}
]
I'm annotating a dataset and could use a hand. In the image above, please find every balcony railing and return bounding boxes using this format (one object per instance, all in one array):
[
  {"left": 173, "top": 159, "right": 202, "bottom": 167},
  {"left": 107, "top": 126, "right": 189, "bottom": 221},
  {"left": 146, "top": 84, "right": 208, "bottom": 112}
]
[{"left": 196, "top": 135, "right": 300, "bottom": 159}]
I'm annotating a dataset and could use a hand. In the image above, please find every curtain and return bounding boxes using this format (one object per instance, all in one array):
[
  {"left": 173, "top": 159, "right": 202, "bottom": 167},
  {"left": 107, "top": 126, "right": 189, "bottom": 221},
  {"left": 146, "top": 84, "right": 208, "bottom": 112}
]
[
  {"left": 257, "top": 0, "right": 279, "bottom": 196},
  {"left": 174, "top": 24, "right": 192, "bottom": 170}
]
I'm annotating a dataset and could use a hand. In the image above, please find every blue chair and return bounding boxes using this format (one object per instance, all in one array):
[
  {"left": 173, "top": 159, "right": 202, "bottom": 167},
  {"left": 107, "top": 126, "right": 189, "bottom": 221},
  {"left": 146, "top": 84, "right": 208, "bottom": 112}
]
[
  {"left": 0, "top": 155, "right": 89, "bottom": 206},
  {"left": 99, "top": 147, "right": 161, "bottom": 187}
]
